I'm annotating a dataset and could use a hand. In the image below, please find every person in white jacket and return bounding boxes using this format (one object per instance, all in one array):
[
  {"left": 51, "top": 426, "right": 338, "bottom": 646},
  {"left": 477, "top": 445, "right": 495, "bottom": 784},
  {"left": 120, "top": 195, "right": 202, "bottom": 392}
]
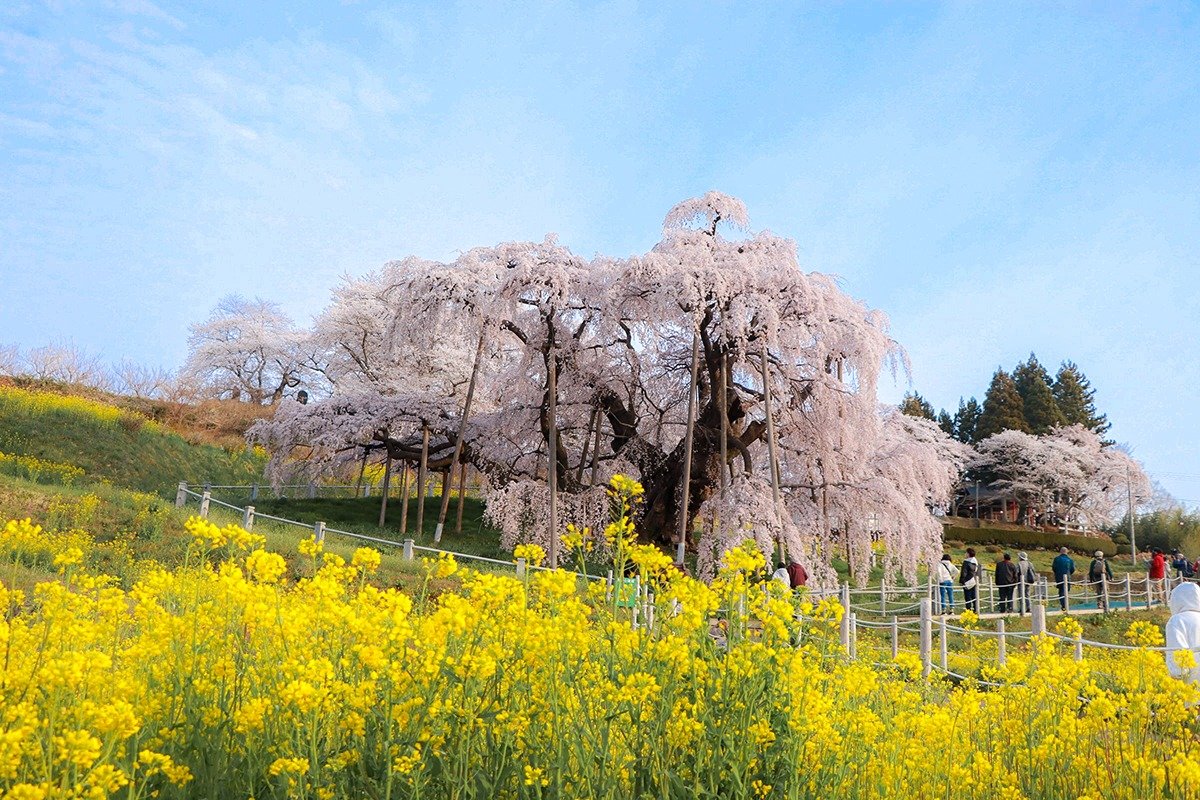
[{"left": 1165, "top": 581, "right": 1200, "bottom": 683}]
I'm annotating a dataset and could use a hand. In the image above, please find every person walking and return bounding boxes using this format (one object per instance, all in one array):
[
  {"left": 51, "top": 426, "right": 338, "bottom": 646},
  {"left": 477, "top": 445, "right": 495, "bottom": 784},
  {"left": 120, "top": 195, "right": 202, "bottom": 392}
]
[
  {"left": 995, "top": 553, "right": 1019, "bottom": 613},
  {"left": 1087, "top": 550, "right": 1113, "bottom": 612},
  {"left": 1052, "top": 547, "right": 1076, "bottom": 611},
  {"left": 1017, "top": 552, "right": 1037, "bottom": 613},
  {"left": 960, "top": 548, "right": 980, "bottom": 613},
  {"left": 936, "top": 554, "right": 958, "bottom": 614},
  {"left": 1165, "top": 581, "right": 1200, "bottom": 686},
  {"left": 1150, "top": 548, "right": 1167, "bottom": 606}
]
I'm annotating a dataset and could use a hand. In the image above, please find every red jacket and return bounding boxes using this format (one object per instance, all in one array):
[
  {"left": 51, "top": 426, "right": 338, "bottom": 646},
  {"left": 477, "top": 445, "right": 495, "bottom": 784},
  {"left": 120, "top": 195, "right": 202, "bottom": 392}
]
[
  {"left": 786, "top": 562, "right": 808, "bottom": 587},
  {"left": 1150, "top": 553, "right": 1166, "bottom": 580}
]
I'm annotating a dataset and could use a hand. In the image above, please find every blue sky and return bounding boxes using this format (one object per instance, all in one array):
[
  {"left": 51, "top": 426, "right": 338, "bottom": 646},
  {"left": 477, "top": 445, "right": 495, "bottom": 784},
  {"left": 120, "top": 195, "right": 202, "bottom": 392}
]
[{"left": 1, "top": 2, "right": 1198, "bottom": 503}]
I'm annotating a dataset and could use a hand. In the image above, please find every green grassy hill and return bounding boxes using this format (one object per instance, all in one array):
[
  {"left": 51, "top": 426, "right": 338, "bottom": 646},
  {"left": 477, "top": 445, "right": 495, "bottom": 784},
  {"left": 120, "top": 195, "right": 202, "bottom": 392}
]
[{"left": 0, "top": 384, "right": 265, "bottom": 494}]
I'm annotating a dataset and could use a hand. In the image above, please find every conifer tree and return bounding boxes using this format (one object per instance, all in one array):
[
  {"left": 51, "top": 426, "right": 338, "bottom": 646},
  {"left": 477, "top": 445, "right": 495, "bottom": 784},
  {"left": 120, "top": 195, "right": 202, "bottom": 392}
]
[
  {"left": 1053, "top": 361, "right": 1111, "bottom": 438},
  {"left": 900, "top": 392, "right": 936, "bottom": 420},
  {"left": 1013, "top": 353, "right": 1065, "bottom": 434},
  {"left": 936, "top": 410, "right": 955, "bottom": 438},
  {"left": 976, "top": 370, "right": 1029, "bottom": 439},
  {"left": 952, "top": 397, "right": 982, "bottom": 444}
]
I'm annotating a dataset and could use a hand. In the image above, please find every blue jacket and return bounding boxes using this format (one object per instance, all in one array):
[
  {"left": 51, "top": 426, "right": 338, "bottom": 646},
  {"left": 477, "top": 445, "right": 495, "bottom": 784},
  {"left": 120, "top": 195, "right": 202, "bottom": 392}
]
[{"left": 1052, "top": 553, "right": 1076, "bottom": 578}]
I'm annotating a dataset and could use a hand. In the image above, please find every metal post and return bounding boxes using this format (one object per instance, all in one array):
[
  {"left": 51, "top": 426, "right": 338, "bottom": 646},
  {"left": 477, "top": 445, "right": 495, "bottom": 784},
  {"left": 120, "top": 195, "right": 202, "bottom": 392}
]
[
  {"left": 676, "top": 333, "right": 700, "bottom": 564},
  {"left": 313, "top": 521, "right": 325, "bottom": 544},
  {"left": 175, "top": 481, "right": 188, "bottom": 508},
  {"left": 1032, "top": 603, "right": 1046, "bottom": 637},
  {"left": 199, "top": 491, "right": 210, "bottom": 519},
  {"left": 242, "top": 505, "right": 255, "bottom": 531},
  {"left": 997, "top": 618, "right": 1006, "bottom": 666},
  {"left": 840, "top": 584, "right": 851, "bottom": 650},
  {"left": 891, "top": 616, "right": 899, "bottom": 660},
  {"left": 939, "top": 615, "right": 948, "bottom": 670},
  {"left": 919, "top": 598, "right": 932, "bottom": 678},
  {"left": 402, "top": 538, "right": 414, "bottom": 561}
]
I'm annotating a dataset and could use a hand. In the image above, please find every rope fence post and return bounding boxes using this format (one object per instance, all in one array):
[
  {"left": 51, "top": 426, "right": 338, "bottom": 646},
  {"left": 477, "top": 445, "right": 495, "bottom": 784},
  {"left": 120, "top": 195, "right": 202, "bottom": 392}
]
[
  {"left": 997, "top": 617, "right": 1006, "bottom": 666},
  {"left": 840, "top": 584, "right": 851, "bottom": 651},
  {"left": 242, "top": 505, "right": 255, "bottom": 531},
  {"left": 1032, "top": 603, "right": 1046, "bottom": 637},
  {"left": 516, "top": 557, "right": 527, "bottom": 578},
  {"left": 175, "top": 482, "right": 188, "bottom": 508},
  {"left": 402, "top": 539, "right": 414, "bottom": 561},
  {"left": 250, "top": 483, "right": 259, "bottom": 502},
  {"left": 891, "top": 616, "right": 899, "bottom": 660},
  {"left": 919, "top": 598, "right": 932, "bottom": 678},
  {"left": 1074, "top": 632, "right": 1083, "bottom": 662},
  {"left": 199, "top": 491, "right": 211, "bottom": 519},
  {"left": 1125, "top": 574, "right": 1132, "bottom": 611},
  {"left": 1101, "top": 572, "right": 1108, "bottom": 613},
  {"left": 939, "top": 615, "right": 948, "bottom": 671},
  {"left": 1064, "top": 574, "right": 1071, "bottom": 613},
  {"left": 880, "top": 579, "right": 887, "bottom": 614},
  {"left": 313, "top": 521, "right": 325, "bottom": 544},
  {"left": 307, "top": 482, "right": 316, "bottom": 500}
]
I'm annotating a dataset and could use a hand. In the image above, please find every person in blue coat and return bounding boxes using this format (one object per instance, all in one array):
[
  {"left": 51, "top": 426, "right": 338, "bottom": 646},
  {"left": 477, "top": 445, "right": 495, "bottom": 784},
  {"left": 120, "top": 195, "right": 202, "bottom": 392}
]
[{"left": 1052, "top": 547, "right": 1076, "bottom": 611}]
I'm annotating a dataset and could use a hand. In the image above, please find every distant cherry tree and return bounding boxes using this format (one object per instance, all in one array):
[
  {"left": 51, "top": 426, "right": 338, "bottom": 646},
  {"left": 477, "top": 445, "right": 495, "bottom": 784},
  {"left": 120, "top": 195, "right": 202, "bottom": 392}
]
[
  {"left": 252, "top": 194, "right": 966, "bottom": 584},
  {"left": 184, "top": 295, "right": 315, "bottom": 405},
  {"left": 973, "top": 425, "right": 1150, "bottom": 530}
]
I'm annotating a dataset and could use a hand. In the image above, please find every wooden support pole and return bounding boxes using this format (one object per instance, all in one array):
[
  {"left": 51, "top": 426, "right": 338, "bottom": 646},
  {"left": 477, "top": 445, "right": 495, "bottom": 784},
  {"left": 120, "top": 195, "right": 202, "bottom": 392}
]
[
  {"left": 759, "top": 341, "right": 785, "bottom": 563},
  {"left": 355, "top": 445, "right": 369, "bottom": 496},
  {"left": 677, "top": 333, "right": 700, "bottom": 564},
  {"left": 547, "top": 345, "right": 559, "bottom": 569},
  {"left": 378, "top": 452, "right": 392, "bottom": 528},
  {"left": 436, "top": 333, "right": 485, "bottom": 543},
  {"left": 454, "top": 460, "right": 468, "bottom": 535},
  {"left": 577, "top": 407, "right": 598, "bottom": 485},
  {"left": 399, "top": 463, "right": 411, "bottom": 536},
  {"left": 416, "top": 426, "right": 430, "bottom": 537}
]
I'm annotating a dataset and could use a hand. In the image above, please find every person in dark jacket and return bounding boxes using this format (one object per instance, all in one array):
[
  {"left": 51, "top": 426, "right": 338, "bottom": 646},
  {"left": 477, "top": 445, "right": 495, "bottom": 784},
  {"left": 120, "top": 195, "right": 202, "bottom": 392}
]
[
  {"left": 960, "top": 548, "right": 980, "bottom": 613},
  {"left": 786, "top": 560, "right": 808, "bottom": 589},
  {"left": 1088, "top": 550, "right": 1114, "bottom": 612},
  {"left": 1052, "top": 547, "right": 1076, "bottom": 611},
  {"left": 995, "top": 553, "right": 1020, "bottom": 613}
]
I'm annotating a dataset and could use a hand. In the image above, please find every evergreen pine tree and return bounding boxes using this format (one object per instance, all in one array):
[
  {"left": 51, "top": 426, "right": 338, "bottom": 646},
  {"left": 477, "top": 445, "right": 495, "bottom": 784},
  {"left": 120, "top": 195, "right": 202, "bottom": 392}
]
[
  {"left": 952, "top": 397, "right": 982, "bottom": 444},
  {"left": 1053, "top": 361, "right": 1111, "bottom": 437},
  {"left": 976, "top": 370, "right": 1029, "bottom": 439},
  {"left": 936, "top": 410, "right": 955, "bottom": 438},
  {"left": 1013, "top": 353, "right": 1065, "bottom": 434},
  {"left": 900, "top": 392, "right": 936, "bottom": 420}
]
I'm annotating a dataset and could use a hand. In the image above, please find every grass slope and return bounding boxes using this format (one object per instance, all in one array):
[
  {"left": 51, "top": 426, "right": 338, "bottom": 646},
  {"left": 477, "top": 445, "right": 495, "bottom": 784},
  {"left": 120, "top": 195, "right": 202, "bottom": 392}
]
[{"left": 0, "top": 385, "right": 265, "bottom": 494}]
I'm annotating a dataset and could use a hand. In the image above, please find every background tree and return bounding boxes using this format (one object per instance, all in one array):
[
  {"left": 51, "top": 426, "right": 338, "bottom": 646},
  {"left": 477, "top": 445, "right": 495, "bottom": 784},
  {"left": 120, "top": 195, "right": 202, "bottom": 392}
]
[
  {"left": 184, "top": 296, "right": 313, "bottom": 405},
  {"left": 952, "top": 397, "right": 982, "bottom": 444},
  {"left": 900, "top": 391, "right": 936, "bottom": 420},
  {"left": 1013, "top": 353, "right": 1065, "bottom": 434},
  {"left": 1053, "top": 361, "right": 1111, "bottom": 438},
  {"left": 253, "top": 193, "right": 967, "bottom": 586},
  {"left": 975, "top": 370, "right": 1028, "bottom": 439},
  {"left": 936, "top": 409, "right": 954, "bottom": 438}
]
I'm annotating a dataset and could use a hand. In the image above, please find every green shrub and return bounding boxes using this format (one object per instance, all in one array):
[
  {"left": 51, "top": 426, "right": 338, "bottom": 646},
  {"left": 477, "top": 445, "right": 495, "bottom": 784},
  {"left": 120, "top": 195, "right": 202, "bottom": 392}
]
[{"left": 943, "top": 524, "right": 1117, "bottom": 556}]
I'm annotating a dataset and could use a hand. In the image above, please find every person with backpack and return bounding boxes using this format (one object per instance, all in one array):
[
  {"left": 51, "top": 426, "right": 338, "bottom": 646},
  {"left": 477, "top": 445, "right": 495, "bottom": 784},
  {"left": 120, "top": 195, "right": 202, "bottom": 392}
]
[
  {"left": 960, "top": 548, "right": 980, "bottom": 613},
  {"left": 1088, "top": 550, "right": 1114, "bottom": 612},
  {"left": 936, "top": 554, "right": 958, "bottom": 614},
  {"left": 995, "top": 553, "right": 1020, "bottom": 613},
  {"left": 1172, "top": 550, "right": 1195, "bottom": 579},
  {"left": 1017, "top": 552, "right": 1037, "bottom": 614},
  {"left": 1052, "top": 547, "right": 1076, "bottom": 611}
]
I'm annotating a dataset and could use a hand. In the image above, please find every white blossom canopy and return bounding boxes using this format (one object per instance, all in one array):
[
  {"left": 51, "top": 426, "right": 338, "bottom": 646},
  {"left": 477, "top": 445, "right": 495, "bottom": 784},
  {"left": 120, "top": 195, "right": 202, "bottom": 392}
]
[{"left": 251, "top": 193, "right": 967, "bottom": 585}]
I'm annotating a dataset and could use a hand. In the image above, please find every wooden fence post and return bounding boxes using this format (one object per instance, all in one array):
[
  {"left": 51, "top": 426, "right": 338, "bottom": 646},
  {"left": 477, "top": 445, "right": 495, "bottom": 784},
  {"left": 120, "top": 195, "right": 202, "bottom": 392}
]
[
  {"left": 313, "top": 521, "right": 325, "bottom": 544},
  {"left": 939, "top": 615, "right": 948, "bottom": 670},
  {"left": 880, "top": 579, "right": 887, "bottom": 614},
  {"left": 1125, "top": 574, "right": 1132, "bottom": 611},
  {"left": 891, "top": 616, "right": 899, "bottom": 660},
  {"left": 199, "top": 491, "right": 210, "bottom": 519},
  {"left": 997, "top": 617, "right": 1007, "bottom": 666},
  {"left": 250, "top": 483, "right": 259, "bottom": 501},
  {"left": 402, "top": 538, "right": 414, "bottom": 561},
  {"left": 1074, "top": 632, "right": 1083, "bottom": 662},
  {"left": 840, "top": 584, "right": 851, "bottom": 651},
  {"left": 175, "top": 482, "right": 188, "bottom": 508},
  {"left": 242, "top": 506, "right": 255, "bottom": 531},
  {"left": 849, "top": 613, "right": 858, "bottom": 659},
  {"left": 919, "top": 598, "right": 932, "bottom": 678},
  {"left": 516, "top": 557, "right": 527, "bottom": 578},
  {"left": 1032, "top": 603, "right": 1046, "bottom": 637}
]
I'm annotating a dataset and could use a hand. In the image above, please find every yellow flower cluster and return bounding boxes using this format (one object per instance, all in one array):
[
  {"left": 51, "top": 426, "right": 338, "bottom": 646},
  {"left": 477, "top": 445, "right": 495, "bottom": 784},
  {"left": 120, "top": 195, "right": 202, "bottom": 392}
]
[
  {"left": 0, "top": 479, "right": 1197, "bottom": 800},
  {"left": 0, "top": 451, "right": 85, "bottom": 486},
  {"left": 0, "top": 386, "right": 162, "bottom": 433}
]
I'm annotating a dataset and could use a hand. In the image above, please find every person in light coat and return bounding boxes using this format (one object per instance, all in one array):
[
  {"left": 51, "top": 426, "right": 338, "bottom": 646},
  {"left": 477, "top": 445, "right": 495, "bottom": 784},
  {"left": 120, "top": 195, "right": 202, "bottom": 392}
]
[{"left": 1165, "top": 581, "right": 1200, "bottom": 684}]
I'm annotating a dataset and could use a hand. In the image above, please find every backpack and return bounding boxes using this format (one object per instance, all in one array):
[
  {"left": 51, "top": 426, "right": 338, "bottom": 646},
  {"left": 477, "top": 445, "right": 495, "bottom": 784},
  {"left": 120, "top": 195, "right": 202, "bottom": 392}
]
[
  {"left": 960, "top": 560, "right": 976, "bottom": 586},
  {"left": 1185, "top": 560, "right": 1196, "bottom": 579},
  {"left": 1089, "top": 560, "right": 1104, "bottom": 581}
]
